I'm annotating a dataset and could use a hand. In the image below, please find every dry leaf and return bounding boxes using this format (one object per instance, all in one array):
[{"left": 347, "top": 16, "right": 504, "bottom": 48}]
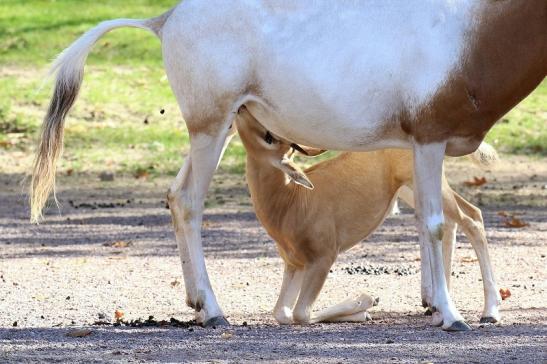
[
  {"left": 220, "top": 331, "right": 234, "bottom": 339},
  {"left": 66, "top": 329, "right": 92, "bottom": 338},
  {"left": 114, "top": 310, "right": 124, "bottom": 320},
  {"left": 499, "top": 287, "right": 511, "bottom": 300},
  {"left": 134, "top": 169, "right": 150, "bottom": 179},
  {"left": 170, "top": 279, "right": 180, "bottom": 288},
  {"left": 503, "top": 217, "right": 529, "bottom": 228},
  {"left": 461, "top": 256, "right": 478, "bottom": 263},
  {"left": 463, "top": 176, "right": 487, "bottom": 187},
  {"left": 104, "top": 241, "right": 131, "bottom": 248}
]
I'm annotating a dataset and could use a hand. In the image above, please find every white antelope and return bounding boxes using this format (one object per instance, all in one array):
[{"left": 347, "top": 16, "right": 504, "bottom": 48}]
[
  {"left": 31, "top": 1, "right": 546, "bottom": 331},
  {"left": 236, "top": 107, "right": 501, "bottom": 326}
]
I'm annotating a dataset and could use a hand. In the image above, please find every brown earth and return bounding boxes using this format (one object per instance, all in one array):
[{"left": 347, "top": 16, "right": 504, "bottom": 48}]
[{"left": 0, "top": 156, "right": 546, "bottom": 363}]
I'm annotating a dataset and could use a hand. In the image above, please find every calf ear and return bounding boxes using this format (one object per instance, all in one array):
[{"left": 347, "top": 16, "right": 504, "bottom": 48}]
[
  {"left": 294, "top": 146, "right": 328, "bottom": 157},
  {"left": 276, "top": 158, "right": 314, "bottom": 190}
]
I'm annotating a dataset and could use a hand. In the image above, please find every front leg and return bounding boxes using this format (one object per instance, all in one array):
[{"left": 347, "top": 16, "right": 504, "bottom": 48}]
[
  {"left": 292, "top": 256, "right": 334, "bottom": 324},
  {"left": 273, "top": 265, "right": 304, "bottom": 324},
  {"left": 413, "top": 142, "right": 470, "bottom": 331}
]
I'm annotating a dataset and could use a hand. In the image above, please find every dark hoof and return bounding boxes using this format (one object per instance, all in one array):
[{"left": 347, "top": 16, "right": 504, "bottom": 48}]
[
  {"left": 424, "top": 307, "right": 433, "bottom": 316},
  {"left": 421, "top": 299, "right": 429, "bottom": 308},
  {"left": 444, "top": 320, "right": 472, "bottom": 332},
  {"left": 203, "top": 316, "right": 230, "bottom": 328},
  {"left": 479, "top": 317, "right": 498, "bottom": 324},
  {"left": 373, "top": 297, "right": 380, "bottom": 306}
]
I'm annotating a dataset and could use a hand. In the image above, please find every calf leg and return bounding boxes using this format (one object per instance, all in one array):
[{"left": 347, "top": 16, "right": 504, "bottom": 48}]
[
  {"left": 398, "top": 186, "right": 433, "bottom": 311},
  {"left": 413, "top": 142, "right": 470, "bottom": 331},
  {"left": 453, "top": 193, "right": 501, "bottom": 323},
  {"left": 311, "top": 293, "right": 378, "bottom": 323},
  {"left": 442, "top": 219, "right": 458, "bottom": 291},
  {"left": 273, "top": 265, "right": 304, "bottom": 324},
  {"left": 292, "top": 257, "right": 333, "bottom": 324}
]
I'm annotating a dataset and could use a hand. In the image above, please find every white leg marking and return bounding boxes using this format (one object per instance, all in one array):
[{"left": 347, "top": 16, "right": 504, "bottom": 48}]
[{"left": 273, "top": 267, "right": 304, "bottom": 325}]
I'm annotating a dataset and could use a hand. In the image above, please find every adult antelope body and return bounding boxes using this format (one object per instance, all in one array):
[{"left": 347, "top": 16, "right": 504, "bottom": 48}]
[{"left": 31, "top": 1, "right": 546, "bottom": 331}]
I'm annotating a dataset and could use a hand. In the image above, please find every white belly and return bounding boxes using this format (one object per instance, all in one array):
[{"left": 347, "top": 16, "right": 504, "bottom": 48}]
[{"left": 169, "top": 0, "right": 478, "bottom": 149}]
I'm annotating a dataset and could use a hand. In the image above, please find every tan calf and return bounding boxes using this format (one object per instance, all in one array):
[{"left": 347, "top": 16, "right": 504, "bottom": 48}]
[{"left": 236, "top": 108, "right": 501, "bottom": 325}]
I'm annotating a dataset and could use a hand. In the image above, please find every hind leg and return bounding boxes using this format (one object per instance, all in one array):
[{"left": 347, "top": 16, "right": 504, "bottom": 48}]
[
  {"left": 167, "top": 117, "right": 235, "bottom": 326},
  {"left": 168, "top": 132, "right": 234, "bottom": 319}
]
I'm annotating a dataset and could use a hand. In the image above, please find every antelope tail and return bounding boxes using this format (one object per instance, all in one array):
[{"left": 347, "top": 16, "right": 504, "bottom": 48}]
[{"left": 30, "top": 9, "right": 173, "bottom": 223}]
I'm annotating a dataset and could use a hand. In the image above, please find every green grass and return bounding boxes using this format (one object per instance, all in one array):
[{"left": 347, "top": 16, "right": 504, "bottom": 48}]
[
  {"left": 485, "top": 82, "right": 547, "bottom": 155},
  {"left": 0, "top": 0, "right": 545, "bottom": 176}
]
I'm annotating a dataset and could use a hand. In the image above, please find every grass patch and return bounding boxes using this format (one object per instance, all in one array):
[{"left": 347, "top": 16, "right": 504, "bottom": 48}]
[{"left": 485, "top": 82, "right": 547, "bottom": 155}]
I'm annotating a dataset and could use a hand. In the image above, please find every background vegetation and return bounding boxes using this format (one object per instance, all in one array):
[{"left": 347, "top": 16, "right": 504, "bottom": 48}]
[{"left": 1, "top": 0, "right": 545, "bottom": 177}]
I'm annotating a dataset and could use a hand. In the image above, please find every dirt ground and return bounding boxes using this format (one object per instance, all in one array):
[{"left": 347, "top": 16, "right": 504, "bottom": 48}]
[{"left": 0, "top": 156, "right": 546, "bottom": 363}]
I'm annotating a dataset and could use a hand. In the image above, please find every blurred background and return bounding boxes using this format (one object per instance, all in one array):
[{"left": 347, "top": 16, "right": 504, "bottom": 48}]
[{"left": 1, "top": 0, "right": 545, "bottom": 180}]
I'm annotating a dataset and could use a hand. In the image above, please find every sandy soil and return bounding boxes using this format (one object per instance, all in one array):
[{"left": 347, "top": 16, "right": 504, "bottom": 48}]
[{"left": 0, "top": 156, "right": 546, "bottom": 363}]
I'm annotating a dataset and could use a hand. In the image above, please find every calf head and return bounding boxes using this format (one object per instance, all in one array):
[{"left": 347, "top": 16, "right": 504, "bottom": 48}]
[{"left": 236, "top": 107, "right": 315, "bottom": 189}]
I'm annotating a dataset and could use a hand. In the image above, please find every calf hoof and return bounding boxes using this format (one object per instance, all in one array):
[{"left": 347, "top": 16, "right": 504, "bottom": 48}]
[
  {"left": 443, "top": 320, "right": 472, "bottom": 332},
  {"left": 431, "top": 311, "right": 443, "bottom": 327},
  {"left": 373, "top": 297, "right": 380, "bottom": 306},
  {"left": 479, "top": 316, "right": 498, "bottom": 324},
  {"left": 203, "top": 316, "right": 230, "bottom": 328},
  {"left": 423, "top": 307, "right": 433, "bottom": 316}
]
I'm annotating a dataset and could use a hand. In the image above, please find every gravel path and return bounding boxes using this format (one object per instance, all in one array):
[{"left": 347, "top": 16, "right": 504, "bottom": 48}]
[{"left": 0, "top": 157, "right": 546, "bottom": 363}]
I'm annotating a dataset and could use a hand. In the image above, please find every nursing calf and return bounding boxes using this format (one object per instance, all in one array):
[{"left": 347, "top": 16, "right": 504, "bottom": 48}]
[{"left": 236, "top": 108, "right": 501, "bottom": 326}]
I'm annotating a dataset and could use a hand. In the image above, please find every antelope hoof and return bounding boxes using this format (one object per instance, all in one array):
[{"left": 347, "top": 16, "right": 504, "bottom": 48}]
[
  {"left": 479, "top": 316, "right": 498, "bottom": 324},
  {"left": 443, "top": 320, "right": 472, "bottom": 332},
  {"left": 203, "top": 316, "right": 230, "bottom": 328}
]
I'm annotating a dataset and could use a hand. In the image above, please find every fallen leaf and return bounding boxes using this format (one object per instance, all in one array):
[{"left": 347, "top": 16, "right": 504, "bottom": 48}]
[
  {"left": 170, "top": 279, "right": 180, "bottom": 288},
  {"left": 115, "top": 310, "right": 124, "bottom": 320},
  {"left": 461, "top": 256, "right": 478, "bottom": 263},
  {"left": 463, "top": 176, "right": 487, "bottom": 187},
  {"left": 66, "top": 329, "right": 92, "bottom": 338},
  {"left": 134, "top": 169, "right": 149, "bottom": 180},
  {"left": 104, "top": 241, "right": 132, "bottom": 248},
  {"left": 220, "top": 331, "right": 234, "bottom": 339},
  {"left": 503, "top": 217, "right": 529, "bottom": 228},
  {"left": 499, "top": 287, "right": 511, "bottom": 300}
]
